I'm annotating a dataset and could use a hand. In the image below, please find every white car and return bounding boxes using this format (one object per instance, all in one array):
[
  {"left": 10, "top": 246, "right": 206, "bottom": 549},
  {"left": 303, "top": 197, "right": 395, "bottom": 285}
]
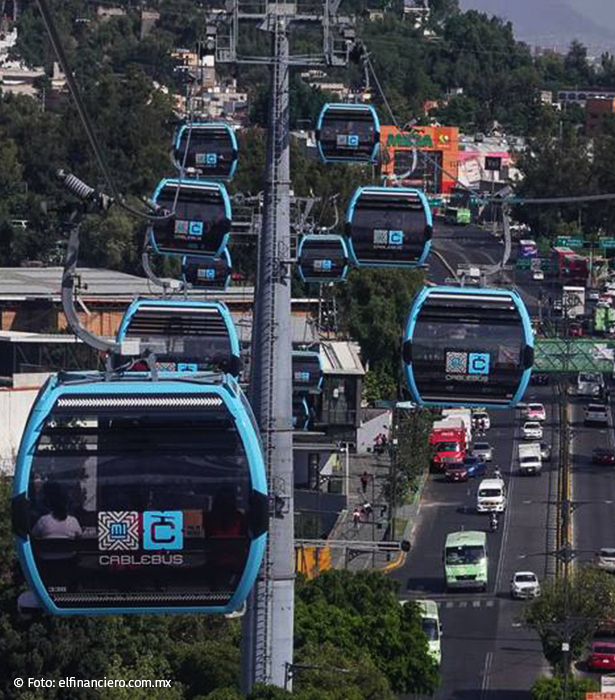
[
  {"left": 596, "top": 548, "right": 615, "bottom": 573},
  {"left": 525, "top": 403, "right": 546, "bottom": 422},
  {"left": 510, "top": 571, "right": 541, "bottom": 599},
  {"left": 522, "top": 421, "right": 543, "bottom": 439},
  {"left": 472, "top": 441, "right": 493, "bottom": 462},
  {"left": 532, "top": 270, "right": 544, "bottom": 282}
]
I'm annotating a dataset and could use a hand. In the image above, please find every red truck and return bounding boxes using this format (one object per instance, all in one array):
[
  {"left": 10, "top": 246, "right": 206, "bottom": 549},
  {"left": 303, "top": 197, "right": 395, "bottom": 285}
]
[
  {"left": 429, "top": 422, "right": 467, "bottom": 472},
  {"left": 551, "top": 246, "right": 588, "bottom": 283}
]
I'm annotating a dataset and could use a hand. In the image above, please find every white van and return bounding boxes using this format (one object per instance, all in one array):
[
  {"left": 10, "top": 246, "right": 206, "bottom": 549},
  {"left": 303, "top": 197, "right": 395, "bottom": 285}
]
[
  {"left": 518, "top": 443, "right": 542, "bottom": 476},
  {"left": 417, "top": 599, "right": 442, "bottom": 666},
  {"left": 476, "top": 478, "right": 507, "bottom": 513}
]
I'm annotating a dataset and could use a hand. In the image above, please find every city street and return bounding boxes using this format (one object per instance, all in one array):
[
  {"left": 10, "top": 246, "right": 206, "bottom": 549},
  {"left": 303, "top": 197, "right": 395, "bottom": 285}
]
[{"left": 394, "top": 223, "right": 555, "bottom": 698}]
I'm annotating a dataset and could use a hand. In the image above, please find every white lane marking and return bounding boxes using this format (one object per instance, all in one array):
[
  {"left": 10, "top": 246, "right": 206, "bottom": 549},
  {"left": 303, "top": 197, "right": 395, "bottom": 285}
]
[
  {"left": 473, "top": 601, "right": 480, "bottom": 608},
  {"left": 494, "top": 413, "right": 518, "bottom": 593},
  {"left": 446, "top": 602, "right": 454, "bottom": 608},
  {"left": 459, "top": 601, "right": 467, "bottom": 608},
  {"left": 481, "top": 651, "right": 494, "bottom": 696},
  {"left": 486, "top": 600, "right": 494, "bottom": 607}
]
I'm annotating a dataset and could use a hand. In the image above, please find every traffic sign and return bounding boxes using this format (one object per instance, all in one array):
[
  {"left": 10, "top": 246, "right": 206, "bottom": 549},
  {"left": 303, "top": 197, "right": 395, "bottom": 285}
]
[
  {"left": 516, "top": 258, "right": 531, "bottom": 270},
  {"left": 556, "top": 236, "right": 584, "bottom": 248},
  {"left": 600, "top": 239, "right": 615, "bottom": 248}
]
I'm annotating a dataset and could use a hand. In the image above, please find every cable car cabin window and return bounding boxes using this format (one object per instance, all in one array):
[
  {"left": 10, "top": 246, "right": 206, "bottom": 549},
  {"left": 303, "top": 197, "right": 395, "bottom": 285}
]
[
  {"left": 407, "top": 293, "right": 530, "bottom": 406},
  {"left": 347, "top": 190, "right": 431, "bottom": 268},
  {"left": 292, "top": 352, "right": 323, "bottom": 394},
  {"left": 183, "top": 251, "right": 232, "bottom": 290},
  {"left": 26, "top": 399, "right": 253, "bottom": 610},
  {"left": 119, "top": 304, "right": 238, "bottom": 376},
  {"left": 297, "top": 236, "right": 348, "bottom": 283},
  {"left": 151, "top": 183, "right": 231, "bottom": 258},
  {"left": 317, "top": 105, "right": 380, "bottom": 163},
  {"left": 174, "top": 125, "right": 238, "bottom": 181}
]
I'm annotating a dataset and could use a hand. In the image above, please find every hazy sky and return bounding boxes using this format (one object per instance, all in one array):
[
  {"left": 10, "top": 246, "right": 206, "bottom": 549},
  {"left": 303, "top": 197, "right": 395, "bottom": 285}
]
[{"left": 458, "top": 0, "right": 615, "bottom": 49}]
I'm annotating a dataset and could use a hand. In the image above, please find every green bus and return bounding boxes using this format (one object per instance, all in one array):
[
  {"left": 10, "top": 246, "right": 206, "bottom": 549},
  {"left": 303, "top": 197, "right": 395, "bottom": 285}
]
[
  {"left": 445, "top": 206, "right": 471, "bottom": 225},
  {"left": 444, "top": 531, "right": 488, "bottom": 591}
]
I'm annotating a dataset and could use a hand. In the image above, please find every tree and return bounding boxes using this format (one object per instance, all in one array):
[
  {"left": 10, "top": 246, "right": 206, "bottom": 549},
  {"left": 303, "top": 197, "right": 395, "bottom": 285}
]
[
  {"left": 530, "top": 675, "right": 598, "bottom": 700},
  {"left": 295, "top": 570, "right": 439, "bottom": 695},
  {"left": 335, "top": 269, "right": 424, "bottom": 398},
  {"left": 524, "top": 567, "right": 615, "bottom": 671}
]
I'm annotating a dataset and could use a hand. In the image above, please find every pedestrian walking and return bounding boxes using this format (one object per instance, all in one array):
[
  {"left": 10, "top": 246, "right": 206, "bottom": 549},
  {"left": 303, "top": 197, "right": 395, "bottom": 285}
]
[
  {"left": 360, "top": 470, "right": 371, "bottom": 494},
  {"left": 353, "top": 506, "right": 362, "bottom": 529},
  {"left": 361, "top": 502, "right": 373, "bottom": 521}
]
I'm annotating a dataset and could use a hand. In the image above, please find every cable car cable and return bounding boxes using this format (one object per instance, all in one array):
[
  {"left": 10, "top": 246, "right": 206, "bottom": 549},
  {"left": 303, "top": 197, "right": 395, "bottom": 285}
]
[{"left": 35, "top": 0, "right": 192, "bottom": 223}]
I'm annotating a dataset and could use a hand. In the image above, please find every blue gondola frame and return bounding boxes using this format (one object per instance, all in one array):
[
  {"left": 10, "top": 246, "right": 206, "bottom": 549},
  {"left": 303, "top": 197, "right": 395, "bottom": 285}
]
[
  {"left": 402, "top": 286, "right": 534, "bottom": 409},
  {"left": 12, "top": 373, "right": 267, "bottom": 615}
]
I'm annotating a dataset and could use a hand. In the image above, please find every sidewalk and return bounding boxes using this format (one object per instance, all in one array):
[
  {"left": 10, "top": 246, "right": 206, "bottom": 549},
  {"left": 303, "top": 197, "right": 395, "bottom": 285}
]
[{"left": 327, "top": 449, "right": 426, "bottom": 572}]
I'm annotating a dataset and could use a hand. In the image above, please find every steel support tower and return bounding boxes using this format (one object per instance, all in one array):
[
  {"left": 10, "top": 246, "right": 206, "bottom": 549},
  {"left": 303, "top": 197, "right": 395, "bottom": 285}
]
[
  {"left": 242, "top": 16, "right": 294, "bottom": 691},
  {"left": 206, "top": 2, "right": 354, "bottom": 691}
]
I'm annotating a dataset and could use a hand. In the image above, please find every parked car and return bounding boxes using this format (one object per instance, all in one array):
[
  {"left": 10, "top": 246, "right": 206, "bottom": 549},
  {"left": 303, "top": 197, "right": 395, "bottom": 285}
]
[
  {"left": 510, "top": 571, "right": 541, "bottom": 599},
  {"left": 472, "top": 442, "right": 493, "bottom": 462},
  {"left": 539, "top": 442, "right": 551, "bottom": 461},
  {"left": 525, "top": 403, "right": 546, "bottom": 422},
  {"left": 593, "top": 448, "right": 615, "bottom": 465},
  {"left": 532, "top": 270, "right": 544, "bottom": 282},
  {"left": 596, "top": 548, "right": 615, "bottom": 573},
  {"left": 588, "top": 641, "right": 615, "bottom": 673},
  {"left": 522, "top": 421, "right": 543, "bottom": 439}
]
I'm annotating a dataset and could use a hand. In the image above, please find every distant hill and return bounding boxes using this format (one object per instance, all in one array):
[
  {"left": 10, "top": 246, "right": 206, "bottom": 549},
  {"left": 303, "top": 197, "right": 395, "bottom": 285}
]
[{"left": 458, "top": 0, "right": 615, "bottom": 52}]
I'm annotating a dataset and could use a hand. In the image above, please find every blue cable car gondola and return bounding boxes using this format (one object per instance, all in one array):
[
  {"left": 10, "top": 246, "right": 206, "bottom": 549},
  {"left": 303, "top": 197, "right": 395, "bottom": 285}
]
[
  {"left": 150, "top": 179, "right": 232, "bottom": 259},
  {"left": 173, "top": 123, "right": 238, "bottom": 181},
  {"left": 402, "top": 287, "right": 534, "bottom": 408},
  {"left": 292, "top": 394, "right": 311, "bottom": 431},
  {"left": 12, "top": 372, "right": 267, "bottom": 615},
  {"left": 116, "top": 299, "right": 241, "bottom": 377},
  {"left": 316, "top": 104, "right": 380, "bottom": 164},
  {"left": 297, "top": 234, "right": 349, "bottom": 284},
  {"left": 292, "top": 351, "right": 323, "bottom": 394},
  {"left": 182, "top": 249, "right": 232, "bottom": 291},
  {"left": 345, "top": 187, "right": 432, "bottom": 268}
]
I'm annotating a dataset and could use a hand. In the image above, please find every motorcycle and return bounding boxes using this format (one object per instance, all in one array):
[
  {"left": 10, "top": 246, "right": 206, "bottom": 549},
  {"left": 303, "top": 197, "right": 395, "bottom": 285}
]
[{"left": 489, "top": 513, "right": 499, "bottom": 532}]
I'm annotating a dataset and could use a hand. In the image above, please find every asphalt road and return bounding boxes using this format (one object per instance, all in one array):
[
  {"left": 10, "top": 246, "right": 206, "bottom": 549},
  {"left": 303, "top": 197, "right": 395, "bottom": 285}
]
[
  {"left": 394, "top": 223, "right": 554, "bottom": 698},
  {"left": 571, "top": 389, "right": 615, "bottom": 571}
]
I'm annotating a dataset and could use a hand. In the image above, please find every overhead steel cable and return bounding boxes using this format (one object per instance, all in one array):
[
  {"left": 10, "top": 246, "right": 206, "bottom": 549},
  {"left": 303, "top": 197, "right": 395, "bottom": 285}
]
[{"left": 35, "top": 0, "right": 181, "bottom": 222}]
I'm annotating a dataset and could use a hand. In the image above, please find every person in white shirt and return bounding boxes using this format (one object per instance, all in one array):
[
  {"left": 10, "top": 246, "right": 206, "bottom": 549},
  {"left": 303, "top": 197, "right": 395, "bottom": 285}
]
[{"left": 31, "top": 483, "right": 82, "bottom": 559}]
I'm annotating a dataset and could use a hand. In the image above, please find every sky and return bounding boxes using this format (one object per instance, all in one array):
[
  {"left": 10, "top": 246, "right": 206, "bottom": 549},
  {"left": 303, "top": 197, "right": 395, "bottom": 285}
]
[{"left": 458, "top": 0, "right": 615, "bottom": 52}]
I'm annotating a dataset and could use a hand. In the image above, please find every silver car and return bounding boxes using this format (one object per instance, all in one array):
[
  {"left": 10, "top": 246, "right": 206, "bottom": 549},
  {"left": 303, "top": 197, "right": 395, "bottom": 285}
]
[{"left": 472, "top": 442, "right": 493, "bottom": 462}]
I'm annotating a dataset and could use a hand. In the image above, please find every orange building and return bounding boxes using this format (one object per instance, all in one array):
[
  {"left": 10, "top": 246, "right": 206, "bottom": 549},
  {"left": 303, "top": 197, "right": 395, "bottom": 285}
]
[
  {"left": 380, "top": 125, "right": 460, "bottom": 195},
  {"left": 586, "top": 98, "right": 615, "bottom": 137}
]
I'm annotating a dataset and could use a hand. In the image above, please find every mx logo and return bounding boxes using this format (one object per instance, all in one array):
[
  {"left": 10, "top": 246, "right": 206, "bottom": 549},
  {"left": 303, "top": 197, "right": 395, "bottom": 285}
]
[
  {"left": 196, "top": 152, "right": 218, "bottom": 166},
  {"left": 143, "top": 512, "right": 183, "bottom": 551},
  {"left": 98, "top": 511, "right": 139, "bottom": 551},
  {"left": 347, "top": 134, "right": 359, "bottom": 147},
  {"left": 468, "top": 352, "right": 490, "bottom": 375},
  {"left": 445, "top": 351, "right": 467, "bottom": 374},
  {"left": 198, "top": 268, "right": 216, "bottom": 280},
  {"left": 315, "top": 259, "right": 333, "bottom": 271},
  {"left": 175, "top": 219, "right": 190, "bottom": 234}
]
